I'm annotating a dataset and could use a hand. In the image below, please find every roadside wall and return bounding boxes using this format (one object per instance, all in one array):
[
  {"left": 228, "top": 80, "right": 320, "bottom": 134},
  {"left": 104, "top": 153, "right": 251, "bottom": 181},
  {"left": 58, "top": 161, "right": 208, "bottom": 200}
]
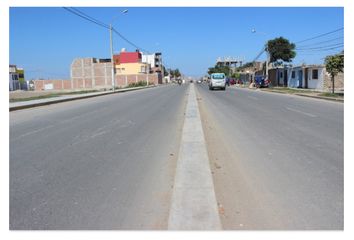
[{"left": 324, "top": 72, "right": 344, "bottom": 91}]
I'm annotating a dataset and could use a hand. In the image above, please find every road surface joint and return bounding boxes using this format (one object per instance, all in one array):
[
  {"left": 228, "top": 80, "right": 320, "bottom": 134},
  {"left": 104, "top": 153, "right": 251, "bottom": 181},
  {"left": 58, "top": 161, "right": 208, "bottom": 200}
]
[{"left": 168, "top": 84, "right": 222, "bottom": 230}]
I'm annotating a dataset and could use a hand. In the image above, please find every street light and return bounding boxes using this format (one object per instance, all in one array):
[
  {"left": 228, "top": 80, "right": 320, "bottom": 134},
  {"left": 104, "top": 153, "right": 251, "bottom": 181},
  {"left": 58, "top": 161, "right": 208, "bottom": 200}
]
[
  {"left": 251, "top": 28, "right": 269, "bottom": 80},
  {"left": 110, "top": 9, "right": 128, "bottom": 91}
]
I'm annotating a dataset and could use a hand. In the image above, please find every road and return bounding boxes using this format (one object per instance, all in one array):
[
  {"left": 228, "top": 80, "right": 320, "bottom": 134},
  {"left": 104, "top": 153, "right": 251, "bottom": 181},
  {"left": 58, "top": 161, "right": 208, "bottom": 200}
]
[
  {"left": 10, "top": 83, "right": 344, "bottom": 230},
  {"left": 10, "top": 84, "right": 189, "bottom": 229},
  {"left": 195, "top": 83, "right": 343, "bottom": 230}
]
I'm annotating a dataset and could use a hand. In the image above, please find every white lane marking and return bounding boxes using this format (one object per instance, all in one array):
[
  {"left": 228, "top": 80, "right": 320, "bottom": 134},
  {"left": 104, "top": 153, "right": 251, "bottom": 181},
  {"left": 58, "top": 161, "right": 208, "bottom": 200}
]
[
  {"left": 168, "top": 84, "right": 222, "bottom": 230},
  {"left": 11, "top": 124, "right": 55, "bottom": 141},
  {"left": 286, "top": 107, "right": 317, "bottom": 118}
]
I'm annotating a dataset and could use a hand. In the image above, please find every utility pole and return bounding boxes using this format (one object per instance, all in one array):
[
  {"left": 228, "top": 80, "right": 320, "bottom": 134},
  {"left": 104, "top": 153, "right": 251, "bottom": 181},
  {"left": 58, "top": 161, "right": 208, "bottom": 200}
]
[{"left": 110, "top": 24, "right": 115, "bottom": 91}]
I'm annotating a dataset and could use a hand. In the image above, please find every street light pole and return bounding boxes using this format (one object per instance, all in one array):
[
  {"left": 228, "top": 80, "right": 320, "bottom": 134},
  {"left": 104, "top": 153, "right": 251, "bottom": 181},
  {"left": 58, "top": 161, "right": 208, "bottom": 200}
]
[
  {"left": 110, "top": 23, "right": 115, "bottom": 91},
  {"left": 252, "top": 28, "right": 269, "bottom": 79},
  {"left": 109, "top": 9, "right": 128, "bottom": 92}
]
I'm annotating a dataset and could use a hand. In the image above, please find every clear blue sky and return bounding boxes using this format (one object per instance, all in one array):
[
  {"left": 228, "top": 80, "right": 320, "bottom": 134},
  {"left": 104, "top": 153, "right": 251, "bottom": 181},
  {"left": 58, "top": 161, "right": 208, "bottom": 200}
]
[{"left": 9, "top": 7, "right": 343, "bottom": 80}]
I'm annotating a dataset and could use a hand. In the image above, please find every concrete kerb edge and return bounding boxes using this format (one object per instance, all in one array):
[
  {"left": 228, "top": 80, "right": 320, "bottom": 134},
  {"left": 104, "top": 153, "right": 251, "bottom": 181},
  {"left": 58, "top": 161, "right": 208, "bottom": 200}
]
[
  {"left": 9, "top": 85, "right": 157, "bottom": 111},
  {"left": 257, "top": 89, "right": 344, "bottom": 103}
]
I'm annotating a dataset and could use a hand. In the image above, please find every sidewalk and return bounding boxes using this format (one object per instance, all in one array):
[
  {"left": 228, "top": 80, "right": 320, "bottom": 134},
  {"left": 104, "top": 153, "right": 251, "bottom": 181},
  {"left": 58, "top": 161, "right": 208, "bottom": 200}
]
[
  {"left": 262, "top": 87, "right": 344, "bottom": 102},
  {"left": 9, "top": 85, "right": 156, "bottom": 111},
  {"left": 232, "top": 85, "right": 344, "bottom": 102}
]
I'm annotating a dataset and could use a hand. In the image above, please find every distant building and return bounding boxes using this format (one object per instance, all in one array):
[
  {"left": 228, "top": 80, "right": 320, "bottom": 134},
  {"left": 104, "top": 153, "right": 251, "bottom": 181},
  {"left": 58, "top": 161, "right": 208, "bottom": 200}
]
[
  {"left": 69, "top": 57, "right": 161, "bottom": 90},
  {"left": 268, "top": 64, "right": 344, "bottom": 91},
  {"left": 9, "top": 65, "right": 25, "bottom": 91},
  {"left": 142, "top": 52, "right": 163, "bottom": 74}
]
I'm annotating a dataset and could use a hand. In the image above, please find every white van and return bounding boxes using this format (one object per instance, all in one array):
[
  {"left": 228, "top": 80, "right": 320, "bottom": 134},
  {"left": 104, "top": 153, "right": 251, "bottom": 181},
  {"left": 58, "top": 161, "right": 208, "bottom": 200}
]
[{"left": 209, "top": 73, "right": 226, "bottom": 90}]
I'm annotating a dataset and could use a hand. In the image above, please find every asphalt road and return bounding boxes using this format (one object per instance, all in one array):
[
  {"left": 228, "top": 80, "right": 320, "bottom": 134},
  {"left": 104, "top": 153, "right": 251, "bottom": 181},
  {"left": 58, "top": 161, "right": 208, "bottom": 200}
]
[
  {"left": 10, "top": 82, "right": 344, "bottom": 230},
  {"left": 195, "top": 83, "right": 343, "bottom": 230},
  {"left": 10, "top": 84, "right": 189, "bottom": 229}
]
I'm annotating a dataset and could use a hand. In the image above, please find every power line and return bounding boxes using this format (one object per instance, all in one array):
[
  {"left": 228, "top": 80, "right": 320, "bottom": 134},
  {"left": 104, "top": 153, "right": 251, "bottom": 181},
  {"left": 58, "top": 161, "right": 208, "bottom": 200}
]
[
  {"left": 252, "top": 45, "right": 266, "bottom": 62},
  {"left": 297, "top": 43, "right": 343, "bottom": 51},
  {"left": 63, "top": 7, "right": 150, "bottom": 53},
  {"left": 70, "top": 7, "right": 110, "bottom": 28},
  {"left": 296, "top": 36, "right": 343, "bottom": 48},
  {"left": 297, "top": 45, "right": 343, "bottom": 52},
  {"left": 295, "top": 27, "right": 344, "bottom": 44},
  {"left": 63, "top": 7, "right": 109, "bottom": 29},
  {"left": 111, "top": 28, "right": 149, "bottom": 53}
]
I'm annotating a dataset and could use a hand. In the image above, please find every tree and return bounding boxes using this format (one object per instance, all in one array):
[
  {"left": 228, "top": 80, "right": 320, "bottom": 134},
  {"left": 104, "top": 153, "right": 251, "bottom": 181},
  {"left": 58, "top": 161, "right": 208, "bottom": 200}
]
[
  {"left": 163, "top": 66, "right": 169, "bottom": 76},
  {"left": 208, "top": 65, "right": 230, "bottom": 76},
  {"left": 174, "top": 69, "right": 181, "bottom": 78},
  {"left": 266, "top": 37, "right": 296, "bottom": 64},
  {"left": 325, "top": 53, "right": 344, "bottom": 94}
]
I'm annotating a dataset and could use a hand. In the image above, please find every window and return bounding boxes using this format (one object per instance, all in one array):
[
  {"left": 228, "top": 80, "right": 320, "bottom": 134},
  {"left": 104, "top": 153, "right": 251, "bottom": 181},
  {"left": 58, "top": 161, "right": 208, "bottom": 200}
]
[
  {"left": 312, "top": 69, "right": 318, "bottom": 80},
  {"left": 280, "top": 72, "right": 283, "bottom": 78},
  {"left": 211, "top": 73, "right": 225, "bottom": 79},
  {"left": 291, "top": 71, "right": 295, "bottom": 78}
]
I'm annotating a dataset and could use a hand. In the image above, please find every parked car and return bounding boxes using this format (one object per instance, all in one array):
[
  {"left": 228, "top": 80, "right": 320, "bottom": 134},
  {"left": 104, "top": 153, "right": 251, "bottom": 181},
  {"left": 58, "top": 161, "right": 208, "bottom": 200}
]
[
  {"left": 254, "top": 75, "right": 269, "bottom": 88},
  {"left": 209, "top": 73, "right": 226, "bottom": 90}
]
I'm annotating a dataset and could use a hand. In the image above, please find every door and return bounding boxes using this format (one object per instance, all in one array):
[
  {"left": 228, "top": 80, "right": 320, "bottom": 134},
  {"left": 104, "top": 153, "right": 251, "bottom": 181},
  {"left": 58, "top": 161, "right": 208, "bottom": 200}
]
[
  {"left": 304, "top": 68, "right": 308, "bottom": 88},
  {"left": 284, "top": 70, "right": 288, "bottom": 87},
  {"left": 298, "top": 70, "right": 303, "bottom": 88}
]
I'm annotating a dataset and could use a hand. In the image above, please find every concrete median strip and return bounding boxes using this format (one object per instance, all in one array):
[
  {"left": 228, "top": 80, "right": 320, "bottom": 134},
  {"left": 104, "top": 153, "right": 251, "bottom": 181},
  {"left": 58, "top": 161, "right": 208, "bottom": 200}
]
[{"left": 168, "top": 84, "right": 222, "bottom": 230}]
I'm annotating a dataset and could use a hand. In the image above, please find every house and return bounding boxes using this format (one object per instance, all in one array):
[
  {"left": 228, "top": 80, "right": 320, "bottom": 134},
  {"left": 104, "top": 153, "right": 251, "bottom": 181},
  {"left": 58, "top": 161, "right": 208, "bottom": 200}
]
[
  {"left": 9, "top": 65, "right": 26, "bottom": 91},
  {"left": 267, "top": 64, "right": 343, "bottom": 92},
  {"left": 142, "top": 52, "right": 163, "bottom": 74},
  {"left": 69, "top": 56, "right": 161, "bottom": 90}
]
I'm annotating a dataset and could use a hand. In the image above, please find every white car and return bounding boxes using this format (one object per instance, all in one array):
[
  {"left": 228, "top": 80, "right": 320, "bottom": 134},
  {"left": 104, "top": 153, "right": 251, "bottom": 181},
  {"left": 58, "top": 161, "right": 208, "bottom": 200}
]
[{"left": 209, "top": 73, "right": 226, "bottom": 90}]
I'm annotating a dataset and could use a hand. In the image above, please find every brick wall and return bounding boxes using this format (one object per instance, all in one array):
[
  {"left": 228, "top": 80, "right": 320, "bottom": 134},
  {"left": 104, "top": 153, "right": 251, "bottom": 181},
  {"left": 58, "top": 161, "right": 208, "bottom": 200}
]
[
  {"left": 324, "top": 71, "right": 344, "bottom": 91},
  {"left": 34, "top": 80, "right": 71, "bottom": 90}
]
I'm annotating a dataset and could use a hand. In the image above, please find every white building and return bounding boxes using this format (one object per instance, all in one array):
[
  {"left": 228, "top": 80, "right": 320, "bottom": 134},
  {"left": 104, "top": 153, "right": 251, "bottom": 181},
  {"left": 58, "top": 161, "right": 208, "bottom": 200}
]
[
  {"left": 9, "top": 65, "right": 20, "bottom": 91},
  {"left": 142, "top": 52, "right": 163, "bottom": 73}
]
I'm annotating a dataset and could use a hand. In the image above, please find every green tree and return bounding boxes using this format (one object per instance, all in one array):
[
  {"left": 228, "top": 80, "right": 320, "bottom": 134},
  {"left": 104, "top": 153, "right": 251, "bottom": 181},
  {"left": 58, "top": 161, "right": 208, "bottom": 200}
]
[
  {"left": 208, "top": 65, "right": 230, "bottom": 76},
  {"left": 163, "top": 66, "right": 169, "bottom": 76},
  {"left": 267, "top": 37, "right": 296, "bottom": 64},
  {"left": 174, "top": 69, "right": 181, "bottom": 78},
  {"left": 325, "top": 52, "right": 344, "bottom": 94}
]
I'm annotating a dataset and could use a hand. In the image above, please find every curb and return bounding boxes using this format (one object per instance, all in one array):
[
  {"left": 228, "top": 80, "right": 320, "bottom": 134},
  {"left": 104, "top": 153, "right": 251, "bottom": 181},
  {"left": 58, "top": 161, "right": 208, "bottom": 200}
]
[
  {"left": 293, "top": 93, "right": 344, "bottom": 102},
  {"left": 9, "top": 85, "right": 156, "bottom": 111},
  {"left": 259, "top": 89, "right": 344, "bottom": 103}
]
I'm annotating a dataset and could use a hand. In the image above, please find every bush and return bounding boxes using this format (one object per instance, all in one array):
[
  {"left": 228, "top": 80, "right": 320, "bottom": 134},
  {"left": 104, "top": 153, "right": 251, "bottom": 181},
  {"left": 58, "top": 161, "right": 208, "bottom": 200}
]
[{"left": 127, "top": 81, "right": 147, "bottom": 88}]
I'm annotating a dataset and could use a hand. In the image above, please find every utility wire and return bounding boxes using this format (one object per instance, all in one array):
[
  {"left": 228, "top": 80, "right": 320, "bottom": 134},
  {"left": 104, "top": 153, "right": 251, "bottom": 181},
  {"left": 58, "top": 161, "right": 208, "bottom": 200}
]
[
  {"left": 252, "top": 45, "right": 266, "bottom": 62},
  {"left": 297, "top": 45, "right": 343, "bottom": 52},
  {"left": 70, "top": 7, "right": 110, "bottom": 28},
  {"left": 63, "top": 7, "right": 150, "bottom": 53},
  {"left": 296, "top": 36, "right": 343, "bottom": 48},
  {"left": 297, "top": 43, "right": 343, "bottom": 51},
  {"left": 63, "top": 7, "right": 110, "bottom": 29},
  {"left": 111, "top": 28, "right": 149, "bottom": 53},
  {"left": 295, "top": 27, "right": 344, "bottom": 44}
]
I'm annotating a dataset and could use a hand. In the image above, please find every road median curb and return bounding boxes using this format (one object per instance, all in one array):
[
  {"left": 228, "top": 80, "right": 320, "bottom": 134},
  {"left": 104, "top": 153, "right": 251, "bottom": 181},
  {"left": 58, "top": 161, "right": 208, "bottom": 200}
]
[{"left": 9, "top": 85, "right": 157, "bottom": 111}]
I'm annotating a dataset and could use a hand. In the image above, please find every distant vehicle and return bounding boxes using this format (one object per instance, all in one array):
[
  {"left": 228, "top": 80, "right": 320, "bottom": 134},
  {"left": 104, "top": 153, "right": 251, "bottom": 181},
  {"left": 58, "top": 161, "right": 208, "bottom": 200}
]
[
  {"left": 229, "top": 78, "right": 236, "bottom": 85},
  {"left": 209, "top": 73, "right": 226, "bottom": 90},
  {"left": 197, "top": 79, "right": 202, "bottom": 84},
  {"left": 254, "top": 75, "right": 269, "bottom": 88}
]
